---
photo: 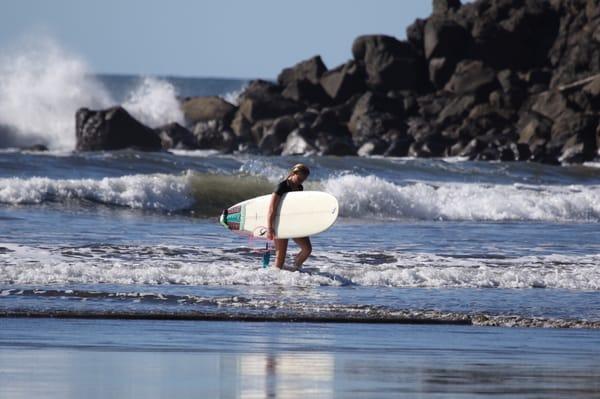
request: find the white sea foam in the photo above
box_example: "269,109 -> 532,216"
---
122,76 -> 184,128
324,174 -> 600,222
0,171 -> 599,222
1,243 -> 598,290
0,37 -> 113,149
0,173 -> 192,211
0,37 -> 184,149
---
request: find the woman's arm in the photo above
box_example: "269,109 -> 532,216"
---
267,193 -> 280,240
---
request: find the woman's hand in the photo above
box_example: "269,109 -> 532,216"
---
267,227 -> 275,240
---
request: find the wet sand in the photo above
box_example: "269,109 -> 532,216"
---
1,318 -> 599,398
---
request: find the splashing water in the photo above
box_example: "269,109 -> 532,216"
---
0,37 -> 185,149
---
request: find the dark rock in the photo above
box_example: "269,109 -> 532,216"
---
230,110 -> 252,140
409,136 -> 448,157
549,2 -> 600,87
239,94 -> 302,125
258,132 -> 284,155
424,17 -> 471,60
316,134 -> 357,156
583,75 -> 600,107
429,57 -> 456,88
472,1 -> 559,70
457,138 -> 487,159
407,117 -> 436,142
76,106 -> 162,151
294,109 -> 320,129
384,133 -> 414,157
156,122 -> 197,150
437,95 -> 476,126
357,140 -> 389,156
320,61 -> 366,103
348,92 -> 403,146
180,96 -> 236,126
267,115 -> 298,141
250,119 -> 275,144
352,35 -> 426,91
278,55 -> 327,87
517,112 -> 553,154
281,128 -> 317,155
23,144 -> 48,152
444,60 -> 499,99
193,121 -> 236,152
406,18 -> 426,56
549,111 -> 598,162
530,90 -> 569,120
433,0 -> 462,14
497,69 -> 523,93
521,69 -> 552,87
281,80 -> 330,105
278,56 -> 330,105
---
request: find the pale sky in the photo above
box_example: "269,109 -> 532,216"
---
1,1 -> 433,79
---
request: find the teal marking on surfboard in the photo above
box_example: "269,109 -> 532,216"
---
226,213 -> 241,223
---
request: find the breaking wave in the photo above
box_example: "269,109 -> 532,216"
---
324,174 -> 600,222
1,171 -> 599,222
0,37 -> 184,149
1,243 -> 599,290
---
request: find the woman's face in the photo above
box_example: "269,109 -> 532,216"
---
290,172 -> 308,185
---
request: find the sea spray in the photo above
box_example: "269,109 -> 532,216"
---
122,76 -> 184,127
0,37 -> 185,149
0,37 -> 113,149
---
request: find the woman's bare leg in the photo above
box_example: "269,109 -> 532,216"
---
292,237 -> 312,270
274,238 -> 288,269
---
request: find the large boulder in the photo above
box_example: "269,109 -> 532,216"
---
320,61 -> 366,103
406,18 -> 426,57
193,121 -> 236,153
156,122 -> 197,150
548,0 -> 600,87
75,106 -> 162,151
352,35 -> 426,91
281,128 -> 317,156
238,80 -> 303,124
549,111 -> 598,162
278,56 -> 330,105
530,90 -> 569,120
433,0 -> 462,14
348,92 -> 403,147
278,56 -> 327,87
444,60 -> 498,100
471,2 -> 559,70
424,17 -> 471,60
180,96 -> 236,126
436,95 -> 476,126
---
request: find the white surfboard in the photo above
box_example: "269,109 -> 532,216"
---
219,191 -> 339,239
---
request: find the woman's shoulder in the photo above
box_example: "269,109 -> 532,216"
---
274,179 -> 289,195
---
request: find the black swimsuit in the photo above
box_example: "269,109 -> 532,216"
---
274,179 -> 303,196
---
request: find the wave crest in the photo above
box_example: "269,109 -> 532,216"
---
324,174 -> 600,222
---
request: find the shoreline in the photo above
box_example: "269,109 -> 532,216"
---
2,311 -> 599,330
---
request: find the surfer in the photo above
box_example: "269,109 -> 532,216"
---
267,163 -> 312,270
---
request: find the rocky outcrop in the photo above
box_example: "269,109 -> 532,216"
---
74,0 -> 600,164
76,106 -> 162,151
180,96 -> 236,126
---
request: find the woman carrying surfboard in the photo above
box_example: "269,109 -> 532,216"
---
267,163 -> 312,270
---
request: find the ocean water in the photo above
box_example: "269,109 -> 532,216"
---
0,49 -> 599,328
1,42 -> 600,397
0,146 -> 599,327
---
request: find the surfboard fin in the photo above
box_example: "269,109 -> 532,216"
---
262,242 -> 270,268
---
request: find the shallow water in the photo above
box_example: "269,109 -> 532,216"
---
1,318 -> 599,399
0,150 -> 599,328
